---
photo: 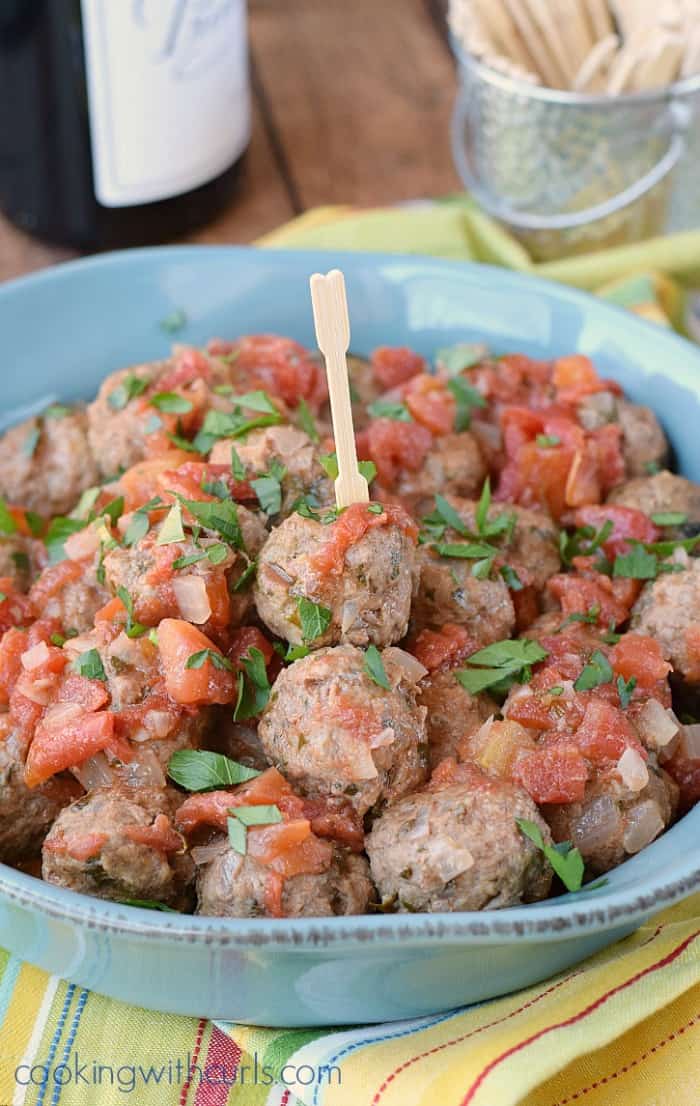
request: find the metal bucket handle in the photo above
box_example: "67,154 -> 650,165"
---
451,93 -> 692,232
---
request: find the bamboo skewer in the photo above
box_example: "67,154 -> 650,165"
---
309,270 -> 369,510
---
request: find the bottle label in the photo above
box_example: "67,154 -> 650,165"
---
80,0 -> 250,207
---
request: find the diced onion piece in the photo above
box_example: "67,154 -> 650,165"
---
191,839 -> 232,867
369,726 -> 396,750
623,800 -> 665,854
173,575 -> 212,625
71,752 -> 115,791
572,796 -> 621,855
118,748 -> 166,789
617,747 -> 649,792
143,710 -> 175,738
349,742 -> 379,780
64,525 -> 100,561
21,641 -> 51,671
62,634 -> 96,658
340,600 -> 359,635
670,546 -> 689,568
635,699 -> 679,748
681,723 -> 700,760
382,647 -> 428,685
430,840 -> 474,883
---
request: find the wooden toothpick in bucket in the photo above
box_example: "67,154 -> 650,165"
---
309,269 -> 369,509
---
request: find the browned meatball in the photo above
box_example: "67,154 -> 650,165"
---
392,433 -> 487,516
631,557 -> 700,684
0,408 -> 98,517
543,763 -> 678,875
413,546 -> 515,643
43,786 -> 194,907
578,392 -> 668,479
418,668 -> 496,770
608,470 -> 700,544
210,425 -> 333,519
366,763 -> 552,912
103,508 -> 266,639
0,735 -> 81,863
29,527 -> 110,634
195,838 -> 372,918
254,508 -> 417,649
258,645 -> 429,816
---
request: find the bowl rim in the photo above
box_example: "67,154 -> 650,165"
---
2,243 -> 699,949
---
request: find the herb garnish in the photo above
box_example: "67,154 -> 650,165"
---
651,512 -> 687,527
536,434 -> 561,448
297,398 -> 320,443
149,392 -> 193,414
617,675 -> 637,710
573,649 -> 613,692
119,899 -> 178,913
43,404 -> 71,419
159,308 -> 187,334
72,648 -> 106,682
107,372 -> 149,410
367,399 -> 412,422
558,604 -> 600,632
44,517 -> 88,563
251,459 -> 287,516
116,586 -> 148,639
167,749 -> 260,791
363,644 -> 391,690
560,520 -> 613,566
456,639 -> 547,695
516,819 -> 585,893
227,803 -> 283,855
185,649 -> 234,672
297,596 -> 332,644
435,343 -> 486,375
0,498 -> 16,536
319,452 -> 377,485
177,496 -> 244,549
447,377 -> 487,431
172,543 -> 228,570
233,647 -> 271,721
156,503 -> 186,546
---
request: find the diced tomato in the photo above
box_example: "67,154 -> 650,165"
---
498,439 -> 575,520
44,832 -> 108,862
56,674 -> 110,712
124,814 -> 183,854
547,571 -> 631,627
228,626 -> 274,669
506,690 -> 560,731
366,417 -> 433,488
29,560 -> 83,610
409,624 -> 476,672
309,501 -> 417,577
591,425 -> 626,492
610,633 -> 671,689
14,641 -> 68,706
176,789 -> 236,833
0,628 -> 29,705
157,619 -> 236,706
177,768 -> 301,833
95,596 -> 127,625
404,375 -> 455,435
574,505 -> 659,557
158,462 -> 254,505
0,582 -> 34,634
231,335 -> 328,411
157,347 -> 213,390
552,355 -> 607,403
371,346 -> 427,390
573,699 -> 643,764
119,451 -> 193,512
513,743 -> 589,803
25,710 -> 116,787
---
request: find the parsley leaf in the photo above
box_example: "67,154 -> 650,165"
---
456,639 -> 548,695
319,452 -> 377,485
500,564 -> 523,590
363,645 -> 391,690
149,392 -> 193,414
274,641 -> 310,663
43,403 -> 71,419
185,648 -> 234,672
433,494 -> 469,537
119,899 -> 178,913
251,459 -> 287,517
45,517 -> 87,563
573,649 -> 613,692
536,434 -> 560,448
297,596 -> 332,643
123,501 -> 160,546
233,804 -> 282,827
107,372 -> 149,410
435,343 -> 486,375
168,749 -> 260,791
367,399 -> 412,422
232,557 -> 257,591
0,498 -> 17,536
617,674 -> 637,710
651,511 -> 688,527
115,586 -> 147,639
177,496 -> 244,549
159,308 -> 187,333
560,520 -> 613,566
613,546 -> 658,580
516,818 -> 585,892
297,398 -> 320,443
230,447 -> 246,481
156,503 -> 185,545
558,604 -> 600,631
227,816 -> 247,854
72,648 -> 106,682
447,377 -> 486,431
233,646 -> 271,721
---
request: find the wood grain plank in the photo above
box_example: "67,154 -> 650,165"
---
249,0 -> 460,209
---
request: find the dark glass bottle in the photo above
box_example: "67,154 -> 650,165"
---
0,0 -> 250,249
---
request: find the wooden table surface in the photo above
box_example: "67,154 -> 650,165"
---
0,0 -> 458,284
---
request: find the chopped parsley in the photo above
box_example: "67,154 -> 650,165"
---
516,818 -> 585,893
651,511 -> 687,527
43,403 -> 71,419
456,639 -> 548,695
192,395 -> 282,452
232,557 -> 257,591
536,434 -> 561,448
159,308 -> 187,334
227,816 -> 247,854
319,452 -> 377,485
24,511 -> 44,537
72,648 -> 106,682
230,447 -> 246,481
573,649 -> 613,692
115,586 -> 147,639
643,460 -> 661,475
149,392 -> 193,414
363,644 -> 391,691
167,749 -> 260,791
233,647 -> 271,721
367,399 -> 412,422
172,542 -> 228,570
185,648 -> 234,672
177,496 -> 244,549
107,372 -> 149,410
123,500 -> 162,546
447,377 -> 486,431
251,459 -> 287,517
274,641 -> 310,663
617,674 -> 637,710
613,545 -> 659,580
0,498 -> 17,536
500,564 -> 523,591
119,899 -> 178,913
435,343 -> 486,375
560,520 -> 613,566
296,398 -> 320,443
156,503 -> 186,546
558,604 -> 600,631
234,804 -> 283,827
44,516 -> 88,563
297,596 -> 332,643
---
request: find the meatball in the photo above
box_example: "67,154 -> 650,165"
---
195,838 -> 372,918
103,509 -> 266,640
608,471 -> 700,543
43,786 -> 194,908
366,762 -> 552,912
0,735 -> 81,863
543,763 -> 678,875
0,408 -> 98,517
392,432 -> 487,516
418,668 -> 496,770
210,425 -> 333,519
254,506 -> 417,649
0,535 -> 41,592
29,544 -> 110,636
578,392 -> 668,478
413,546 -> 514,643
258,645 -> 429,816
631,558 -> 700,683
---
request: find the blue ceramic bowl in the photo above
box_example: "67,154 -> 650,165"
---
0,246 -> 699,1027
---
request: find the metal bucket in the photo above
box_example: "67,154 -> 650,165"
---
451,43 -> 700,261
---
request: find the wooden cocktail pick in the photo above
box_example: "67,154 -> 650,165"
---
309,269 -> 369,509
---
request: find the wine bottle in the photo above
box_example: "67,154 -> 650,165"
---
0,0 -> 251,249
